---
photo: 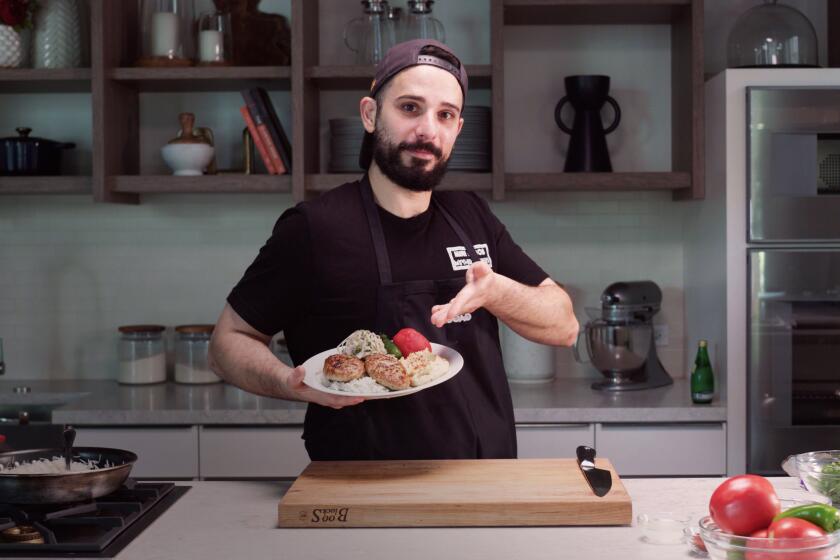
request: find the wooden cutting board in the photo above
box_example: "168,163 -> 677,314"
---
277,458 -> 632,527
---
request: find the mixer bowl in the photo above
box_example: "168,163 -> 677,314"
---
585,321 -> 652,380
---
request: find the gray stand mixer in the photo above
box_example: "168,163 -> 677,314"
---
574,280 -> 674,391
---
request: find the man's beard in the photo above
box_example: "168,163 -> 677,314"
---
371,123 -> 450,192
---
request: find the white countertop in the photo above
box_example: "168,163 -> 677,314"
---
0,378 -> 725,425
24,475 -> 793,560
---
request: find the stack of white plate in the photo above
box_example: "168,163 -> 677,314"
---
450,106 -> 491,172
329,106 -> 492,173
329,118 -> 365,173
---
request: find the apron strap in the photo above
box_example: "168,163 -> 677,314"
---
359,175 -> 483,285
359,175 -> 394,285
432,197 -> 482,263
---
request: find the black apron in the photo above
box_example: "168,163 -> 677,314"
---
302,176 -> 517,461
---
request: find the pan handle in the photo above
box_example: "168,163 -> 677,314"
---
63,425 -> 75,471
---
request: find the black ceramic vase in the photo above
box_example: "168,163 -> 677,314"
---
555,75 -> 621,172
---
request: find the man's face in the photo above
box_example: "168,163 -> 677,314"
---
370,65 -> 464,192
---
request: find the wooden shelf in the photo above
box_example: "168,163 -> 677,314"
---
76,0 -> 702,202
306,65 -> 493,90
111,174 -> 292,194
503,0 -> 691,25
306,172 -> 493,192
506,172 -> 691,191
0,176 -> 92,194
0,68 -> 91,93
110,66 -> 291,92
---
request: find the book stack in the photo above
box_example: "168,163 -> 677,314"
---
239,87 -> 292,174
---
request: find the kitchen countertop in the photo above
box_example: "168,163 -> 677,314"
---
19,474 -> 788,560
0,377 -> 725,425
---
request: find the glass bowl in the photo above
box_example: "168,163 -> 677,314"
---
637,512 -> 691,545
698,516 -> 840,560
789,451 -> 840,506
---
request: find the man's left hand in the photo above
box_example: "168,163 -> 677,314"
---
431,261 -> 496,328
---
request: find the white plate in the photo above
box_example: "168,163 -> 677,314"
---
301,343 -> 464,400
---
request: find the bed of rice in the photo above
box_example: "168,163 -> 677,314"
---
0,457 -> 106,474
323,375 -> 390,394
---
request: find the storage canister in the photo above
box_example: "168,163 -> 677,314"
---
174,324 -> 221,384
118,325 -> 167,384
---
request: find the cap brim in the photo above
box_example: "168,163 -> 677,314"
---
359,131 -> 374,170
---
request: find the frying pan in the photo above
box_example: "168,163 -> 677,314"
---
0,447 -> 137,504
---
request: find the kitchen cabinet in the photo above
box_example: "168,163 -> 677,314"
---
198,426 -> 309,479
1,0 -> 703,201
515,423 -> 594,458
74,426 -> 199,478
594,422 -> 726,476
72,422 -> 726,478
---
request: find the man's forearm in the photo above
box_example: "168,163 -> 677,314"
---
486,276 -> 579,347
208,331 -> 296,400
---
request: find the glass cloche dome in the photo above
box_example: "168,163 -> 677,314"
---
727,0 -> 819,68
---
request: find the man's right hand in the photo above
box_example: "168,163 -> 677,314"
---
284,366 -> 365,409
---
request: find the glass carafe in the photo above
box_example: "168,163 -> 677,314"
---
405,0 -> 445,43
343,0 -> 396,65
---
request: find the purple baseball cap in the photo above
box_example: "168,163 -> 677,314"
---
359,39 -> 468,170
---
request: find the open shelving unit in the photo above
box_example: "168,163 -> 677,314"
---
0,0 -> 703,202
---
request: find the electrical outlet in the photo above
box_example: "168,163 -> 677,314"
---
653,324 -> 669,347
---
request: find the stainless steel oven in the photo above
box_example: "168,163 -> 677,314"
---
748,87 -> 840,243
748,249 -> 840,474
747,86 -> 840,474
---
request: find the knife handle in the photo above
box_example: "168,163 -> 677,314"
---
576,445 -> 596,464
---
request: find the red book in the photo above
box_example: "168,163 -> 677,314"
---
241,89 -> 287,174
240,105 -> 278,175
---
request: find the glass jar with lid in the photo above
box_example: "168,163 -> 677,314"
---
118,325 -> 167,385
174,324 -> 222,384
137,0 -> 195,67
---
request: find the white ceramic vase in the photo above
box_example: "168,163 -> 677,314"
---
500,323 -> 556,383
0,25 -> 24,68
33,0 -> 83,69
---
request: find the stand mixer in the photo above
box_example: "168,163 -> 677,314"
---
574,280 -> 674,391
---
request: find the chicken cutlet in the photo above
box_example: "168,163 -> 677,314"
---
323,354 -> 365,382
364,353 -> 410,390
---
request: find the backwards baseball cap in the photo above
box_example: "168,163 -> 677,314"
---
359,39 -> 468,170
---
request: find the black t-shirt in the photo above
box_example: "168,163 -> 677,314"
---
228,186 -> 549,339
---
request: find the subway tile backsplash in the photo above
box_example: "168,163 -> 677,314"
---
0,190 -> 685,382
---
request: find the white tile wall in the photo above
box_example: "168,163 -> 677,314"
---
0,190 -> 685,382
0,0 -> 714,381
489,191 -> 686,382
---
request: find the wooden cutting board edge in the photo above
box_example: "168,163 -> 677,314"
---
277,458 -> 633,528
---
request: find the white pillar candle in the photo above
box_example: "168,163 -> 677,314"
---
199,30 -> 224,62
151,11 -> 180,58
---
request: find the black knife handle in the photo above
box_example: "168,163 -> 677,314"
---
576,445 -> 596,464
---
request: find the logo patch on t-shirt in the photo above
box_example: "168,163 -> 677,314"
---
446,243 -> 492,271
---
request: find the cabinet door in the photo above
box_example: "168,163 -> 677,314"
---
74,427 -> 199,478
199,426 -> 309,479
516,424 -> 594,458
595,423 -> 726,476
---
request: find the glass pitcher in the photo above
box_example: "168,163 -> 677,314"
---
405,0 -> 445,43
343,0 -> 396,65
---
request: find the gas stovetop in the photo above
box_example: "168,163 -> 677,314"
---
0,481 -> 189,557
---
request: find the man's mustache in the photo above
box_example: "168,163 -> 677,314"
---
398,141 -> 442,159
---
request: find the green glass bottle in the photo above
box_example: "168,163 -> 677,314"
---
691,340 -> 714,404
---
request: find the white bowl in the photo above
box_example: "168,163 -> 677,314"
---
161,143 -> 214,176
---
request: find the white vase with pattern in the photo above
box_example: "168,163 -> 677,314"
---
33,0 -> 82,69
0,24 -> 24,68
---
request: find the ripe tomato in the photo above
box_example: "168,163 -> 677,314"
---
392,328 -> 432,357
746,519 -> 828,560
709,475 -> 781,536
768,518 -> 827,539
